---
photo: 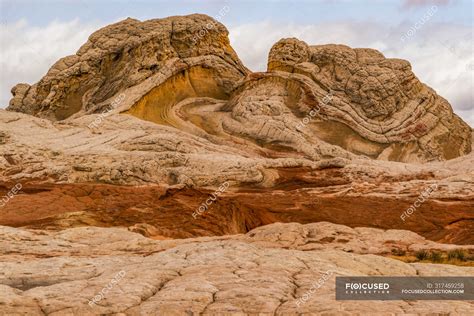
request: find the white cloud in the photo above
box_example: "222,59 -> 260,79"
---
0,19 -> 102,108
1,18 -> 472,127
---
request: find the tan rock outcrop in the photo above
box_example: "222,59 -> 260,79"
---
1,15 -> 473,315
6,17 -> 471,163
8,15 -> 248,120
267,38 -> 471,162
1,15 -> 473,248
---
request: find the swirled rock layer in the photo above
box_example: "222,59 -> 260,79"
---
7,18 -> 471,164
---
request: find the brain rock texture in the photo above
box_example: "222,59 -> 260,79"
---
7,15 -> 472,163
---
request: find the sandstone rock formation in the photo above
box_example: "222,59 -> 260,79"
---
1,108 -> 473,244
267,38 -> 472,161
1,222 -> 473,315
1,158 -> 474,244
1,14 -> 473,315
1,14 -> 473,240
6,17 -> 471,164
8,15 -> 248,120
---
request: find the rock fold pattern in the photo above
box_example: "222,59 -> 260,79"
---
7,16 -> 471,163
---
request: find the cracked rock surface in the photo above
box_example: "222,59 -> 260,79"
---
1,222 -> 473,315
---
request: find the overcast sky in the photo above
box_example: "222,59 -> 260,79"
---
0,0 -> 472,126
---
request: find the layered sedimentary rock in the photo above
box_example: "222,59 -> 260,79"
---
1,222 -> 473,315
1,175 -> 473,245
1,14 -> 474,314
7,18 -> 471,163
267,38 -> 471,161
1,14 -> 473,245
1,109 -> 473,244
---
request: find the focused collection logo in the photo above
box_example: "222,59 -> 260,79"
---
344,282 -> 390,294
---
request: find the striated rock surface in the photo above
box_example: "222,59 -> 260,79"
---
1,222 -> 473,315
1,107 -> 473,244
266,38 -> 471,162
6,18 -> 471,164
8,15 -> 248,120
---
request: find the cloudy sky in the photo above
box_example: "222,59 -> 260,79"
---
1,0 -> 472,125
